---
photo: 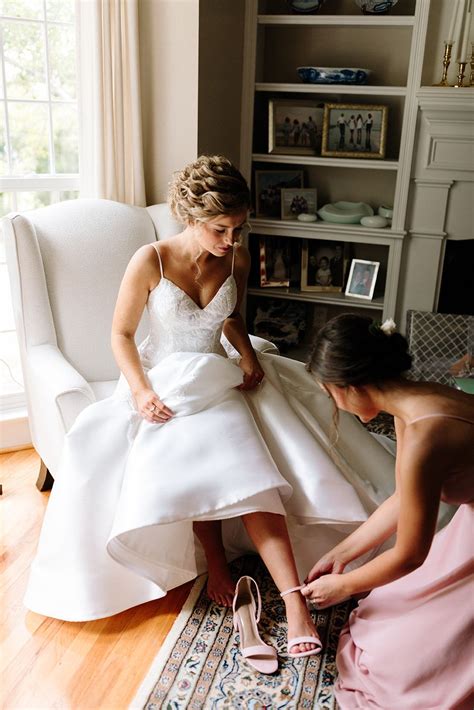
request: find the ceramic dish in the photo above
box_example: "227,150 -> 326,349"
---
297,66 -> 372,85
318,201 -> 373,224
353,0 -> 398,14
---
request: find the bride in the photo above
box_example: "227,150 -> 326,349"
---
25,155 -> 395,656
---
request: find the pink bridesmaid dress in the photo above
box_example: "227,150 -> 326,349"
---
335,414 -> 474,710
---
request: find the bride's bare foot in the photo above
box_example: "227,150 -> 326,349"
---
284,592 -> 320,655
207,560 -> 235,607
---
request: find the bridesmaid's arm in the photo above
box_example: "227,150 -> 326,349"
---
222,247 -> 264,390
302,431 -> 445,607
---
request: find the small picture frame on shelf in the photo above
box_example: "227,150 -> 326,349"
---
345,258 -> 379,300
259,236 -> 291,287
255,169 -> 304,219
281,188 -> 317,220
321,103 -> 388,159
301,240 -> 347,292
268,99 -> 324,155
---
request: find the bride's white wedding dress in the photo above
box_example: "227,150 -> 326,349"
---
25,248 -> 395,621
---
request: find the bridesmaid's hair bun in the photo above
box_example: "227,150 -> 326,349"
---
307,314 -> 412,386
168,155 -> 250,224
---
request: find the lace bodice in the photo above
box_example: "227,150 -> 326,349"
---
138,250 -> 238,370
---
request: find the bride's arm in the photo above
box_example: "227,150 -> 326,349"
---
222,247 -> 264,390
111,246 -> 173,422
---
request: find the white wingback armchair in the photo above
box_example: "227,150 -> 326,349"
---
3,198 -> 277,490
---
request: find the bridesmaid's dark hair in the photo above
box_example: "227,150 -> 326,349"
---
307,314 -> 412,386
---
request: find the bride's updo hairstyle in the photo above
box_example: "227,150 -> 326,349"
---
308,314 -> 412,387
168,155 -> 250,224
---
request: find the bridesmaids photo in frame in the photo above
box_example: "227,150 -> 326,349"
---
322,103 -> 388,159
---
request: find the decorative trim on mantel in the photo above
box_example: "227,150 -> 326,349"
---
417,87 -> 474,112
408,229 -> 447,240
414,179 -> 454,188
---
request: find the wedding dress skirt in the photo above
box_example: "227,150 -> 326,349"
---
24,350 -> 395,621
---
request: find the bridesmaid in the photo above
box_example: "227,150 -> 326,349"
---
302,314 -> 474,710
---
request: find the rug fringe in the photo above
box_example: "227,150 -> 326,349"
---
129,574 -> 208,710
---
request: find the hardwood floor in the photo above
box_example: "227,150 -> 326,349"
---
1,448 -> 192,710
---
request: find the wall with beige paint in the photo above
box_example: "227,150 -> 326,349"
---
138,0 -> 199,205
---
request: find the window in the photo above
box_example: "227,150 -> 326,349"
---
0,0 -> 79,408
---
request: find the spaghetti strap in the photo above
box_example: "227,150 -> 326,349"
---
231,245 -> 236,276
154,243 -> 164,278
408,413 -> 474,426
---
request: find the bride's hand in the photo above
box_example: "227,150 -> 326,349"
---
304,550 -> 347,583
238,355 -> 265,391
133,388 -> 174,423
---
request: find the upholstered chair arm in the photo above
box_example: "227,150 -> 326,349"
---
27,344 -> 96,433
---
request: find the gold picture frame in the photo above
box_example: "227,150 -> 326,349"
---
301,240 -> 347,292
321,103 -> 388,159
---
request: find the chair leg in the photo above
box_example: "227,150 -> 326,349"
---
36,459 -> 54,491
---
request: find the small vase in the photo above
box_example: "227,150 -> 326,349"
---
287,0 -> 326,14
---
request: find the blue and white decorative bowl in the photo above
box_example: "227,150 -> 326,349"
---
353,0 -> 398,14
297,66 -> 372,85
287,0 -> 326,13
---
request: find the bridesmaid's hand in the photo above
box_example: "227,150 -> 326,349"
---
238,355 -> 265,391
133,388 -> 174,423
301,574 -> 350,609
305,551 -> 347,583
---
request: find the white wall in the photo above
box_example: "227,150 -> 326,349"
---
138,0 -> 199,205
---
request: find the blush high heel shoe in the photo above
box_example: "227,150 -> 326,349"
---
280,584 -> 322,658
232,576 -> 278,674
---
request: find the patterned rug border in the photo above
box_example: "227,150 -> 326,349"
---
129,575 -> 207,710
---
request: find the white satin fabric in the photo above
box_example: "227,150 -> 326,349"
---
25,273 -> 395,621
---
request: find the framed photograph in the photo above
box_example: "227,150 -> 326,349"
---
255,169 -> 304,219
321,103 -> 388,159
281,188 -> 317,220
301,240 -> 347,292
259,236 -> 291,287
345,259 -> 380,300
269,99 -> 324,155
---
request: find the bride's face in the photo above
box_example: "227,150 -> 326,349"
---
194,209 -> 249,257
322,383 -> 378,423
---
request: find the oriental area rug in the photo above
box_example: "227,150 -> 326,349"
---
130,556 -> 351,710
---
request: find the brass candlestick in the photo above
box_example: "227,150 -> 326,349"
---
433,42 -> 454,86
454,61 -> 468,87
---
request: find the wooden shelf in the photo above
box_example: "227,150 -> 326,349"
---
257,15 -> 415,27
250,218 -> 406,241
253,153 -> 400,170
255,82 -> 407,96
247,286 -> 385,310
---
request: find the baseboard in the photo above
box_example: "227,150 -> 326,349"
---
0,409 -> 32,451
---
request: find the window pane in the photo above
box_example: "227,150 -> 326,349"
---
0,0 -> 42,20
0,330 -> 24,396
2,20 -> 48,100
8,101 -> 50,174
52,103 -> 78,173
0,263 -> 15,328
0,104 -> 9,173
16,190 -> 52,211
48,24 -> 76,100
46,0 -> 74,24
59,190 -> 79,201
0,192 -> 13,230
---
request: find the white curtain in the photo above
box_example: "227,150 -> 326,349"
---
76,0 -> 146,206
